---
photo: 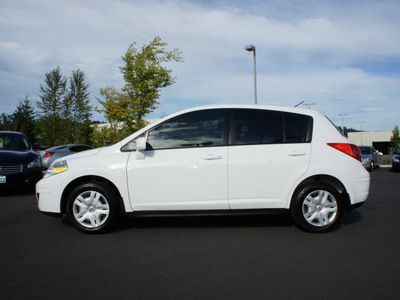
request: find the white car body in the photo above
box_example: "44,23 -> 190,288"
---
36,105 -> 370,233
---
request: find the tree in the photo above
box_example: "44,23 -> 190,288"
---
64,70 -> 92,144
93,87 -> 128,145
0,113 -> 13,131
12,97 -> 36,142
119,36 -> 183,130
36,66 -> 67,145
391,125 -> 400,150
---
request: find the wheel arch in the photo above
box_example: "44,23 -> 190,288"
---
61,175 -> 125,215
290,175 -> 351,210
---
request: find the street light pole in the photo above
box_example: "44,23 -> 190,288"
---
245,45 -> 257,104
338,114 -> 348,134
358,121 -> 365,145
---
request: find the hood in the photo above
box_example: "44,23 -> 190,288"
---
0,149 -> 40,165
53,147 -> 104,164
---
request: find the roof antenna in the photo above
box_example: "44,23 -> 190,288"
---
294,101 -> 304,107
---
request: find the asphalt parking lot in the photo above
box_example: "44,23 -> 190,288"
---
1,167 -> 399,300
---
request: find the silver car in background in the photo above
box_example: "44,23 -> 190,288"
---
359,145 -> 381,171
39,144 -> 93,169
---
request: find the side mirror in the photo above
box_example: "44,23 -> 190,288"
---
136,137 -> 147,151
135,137 -> 147,159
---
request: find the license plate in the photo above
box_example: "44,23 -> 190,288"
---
0,175 -> 6,184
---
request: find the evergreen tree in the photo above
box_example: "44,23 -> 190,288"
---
0,113 -> 13,131
36,66 -> 67,145
12,97 -> 36,142
64,70 -> 92,143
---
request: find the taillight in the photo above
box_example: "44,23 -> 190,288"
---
327,143 -> 361,161
43,152 -> 55,158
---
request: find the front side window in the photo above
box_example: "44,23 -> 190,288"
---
147,109 -> 227,150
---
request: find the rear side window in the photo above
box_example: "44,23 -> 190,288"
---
285,113 -> 312,143
233,109 -> 312,145
235,110 -> 283,144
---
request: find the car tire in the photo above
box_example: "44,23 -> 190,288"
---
67,182 -> 120,233
291,183 -> 343,233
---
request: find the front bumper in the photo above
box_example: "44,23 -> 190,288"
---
36,174 -> 65,214
0,168 -> 42,188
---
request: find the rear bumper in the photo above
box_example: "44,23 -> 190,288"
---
350,174 -> 370,205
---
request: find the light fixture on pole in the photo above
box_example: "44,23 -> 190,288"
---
302,102 -> 316,109
245,45 -> 257,105
338,114 -> 348,134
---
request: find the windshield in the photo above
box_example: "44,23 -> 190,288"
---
0,133 -> 31,151
359,146 -> 372,155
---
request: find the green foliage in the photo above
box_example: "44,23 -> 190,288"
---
93,37 -> 183,145
391,125 -> 400,149
11,97 -> 36,142
36,67 -> 68,145
119,36 -> 183,130
90,124 -> 131,148
64,70 -> 93,144
337,126 -> 360,138
0,113 -> 13,131
36,67 -> 92,145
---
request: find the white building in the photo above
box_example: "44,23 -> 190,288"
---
348,131 -> 393,154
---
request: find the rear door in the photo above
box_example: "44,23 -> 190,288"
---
228,109 -> 312,209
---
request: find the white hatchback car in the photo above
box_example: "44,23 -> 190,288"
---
36,105 -> 370,233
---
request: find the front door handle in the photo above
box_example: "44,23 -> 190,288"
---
204,154 -> 223,160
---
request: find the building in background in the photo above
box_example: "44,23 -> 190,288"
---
348,131 -> 392,154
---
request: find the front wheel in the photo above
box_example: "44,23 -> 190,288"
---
291,183 -> 343,233
67,183 -> 120,233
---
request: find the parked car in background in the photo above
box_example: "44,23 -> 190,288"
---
359,146 -> 381,171
36,105 -> 370,234
0,131 -> 42,188
39,144 -> 93,169
392,153 -> 400,172
34,145 -> 53,152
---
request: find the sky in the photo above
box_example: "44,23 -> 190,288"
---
1,0 -> 400,131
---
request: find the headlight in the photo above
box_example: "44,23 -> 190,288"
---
44,160 -> 68,177
393,158 -> 400,163
27,157 -> 42,168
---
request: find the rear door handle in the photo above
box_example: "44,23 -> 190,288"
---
288,151 -> 306,156
204,154 -> 223,160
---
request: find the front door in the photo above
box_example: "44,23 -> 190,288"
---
126,109 -> 230,211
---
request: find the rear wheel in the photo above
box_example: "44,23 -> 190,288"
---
67,183 -> 119,233
291,183 -> 343,233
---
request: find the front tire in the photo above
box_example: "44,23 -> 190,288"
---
291,183 -> 343,233
67,183 -> 120,233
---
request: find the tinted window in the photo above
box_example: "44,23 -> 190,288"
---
147,109 -> 227,150
0,133 -> 30,151
359,146 -> 372,155
234,110 -> 284,145
233,109 -> 312,145
285,113 -> 312,143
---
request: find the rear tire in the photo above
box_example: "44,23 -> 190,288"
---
67,182 -> 120,233
291,183 -> 343,233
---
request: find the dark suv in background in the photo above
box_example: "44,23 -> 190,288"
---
0,131 -> 42,188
